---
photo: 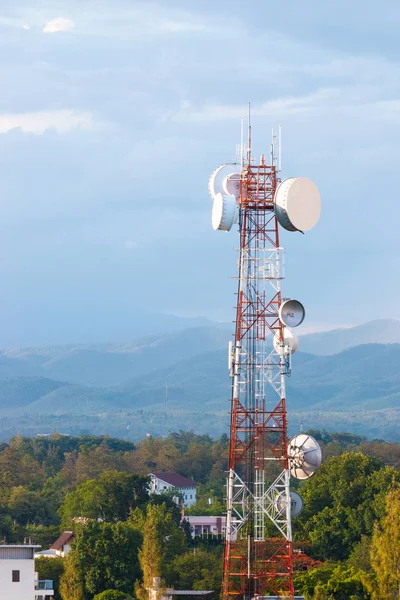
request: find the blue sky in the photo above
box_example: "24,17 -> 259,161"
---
1,0 -> 400,345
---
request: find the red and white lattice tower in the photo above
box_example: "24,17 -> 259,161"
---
209,119 -> 322,600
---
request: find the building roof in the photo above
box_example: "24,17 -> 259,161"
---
150,472 -> 198,488
51,531 -> 74,550
0,545 -> 40,549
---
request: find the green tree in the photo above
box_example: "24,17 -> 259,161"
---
7,486 -> 57,526
132,502 -> 187,598
35,556 -> 64,600
59,471 -> 149,528
295,564 -> 369,600
59,550 -> 85,600
367,486 -> 400,599
93,592 -> 134,600
169,547 -> 223,594
60,521 -> 141,600
295,453 -> 399,560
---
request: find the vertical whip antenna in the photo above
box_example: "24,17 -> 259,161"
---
278,125 -> 282,173
240,118 -> 244,169
247,102 -> 251,166
271,128 -> 275,166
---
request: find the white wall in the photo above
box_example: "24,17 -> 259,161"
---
0,558 -> 35,600
150,476 -> 197,507
181,486 -> 196,507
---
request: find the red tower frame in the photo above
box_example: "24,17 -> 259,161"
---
222,155 -> 294,599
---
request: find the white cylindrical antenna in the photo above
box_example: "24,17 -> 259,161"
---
278,125 -> 282,172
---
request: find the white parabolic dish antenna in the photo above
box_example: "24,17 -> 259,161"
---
276,490 -> 304,517
288,434 -> 322,480
209,164 -> 241,201
212,193 -> 238,231
274,177 -> 321,232
273,327 -> 298,355
279,299 -> 305,328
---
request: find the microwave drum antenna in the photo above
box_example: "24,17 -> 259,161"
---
212,193 -> 238,232
279,299 -> 305,328
276,490 -> 304,517
209,163 -> 241,201
288,434 -> 322,479
274,327 -> 298,355
274,177 -> 321,232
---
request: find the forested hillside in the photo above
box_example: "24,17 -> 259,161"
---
0,339 -> 399,441
0,430 -> 397,599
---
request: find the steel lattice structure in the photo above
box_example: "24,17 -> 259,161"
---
223,154 -> 295,599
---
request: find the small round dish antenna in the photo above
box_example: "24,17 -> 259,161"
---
279,300 -> 305,328
223,173 -> 241,197
212,193 -> 238,231
209,164 -> 241,201
288,434 -> 322,480
276,490 -> 304,517
274,327 -> 298,355
274,177 -> 321,232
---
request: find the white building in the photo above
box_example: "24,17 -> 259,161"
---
0,544 -> 54,600
35,531 -> 74,560
149,472 -> 198,508
184,515 -> 234,539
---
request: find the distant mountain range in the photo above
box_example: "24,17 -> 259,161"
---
299,319 -> 400,355
0,319 -> 398,442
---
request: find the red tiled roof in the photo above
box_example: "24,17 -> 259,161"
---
150,472 -> 198,487
50,531 -> 74,550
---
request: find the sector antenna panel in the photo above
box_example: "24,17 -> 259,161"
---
209,163 -> 241,201
274,177 -> 321,232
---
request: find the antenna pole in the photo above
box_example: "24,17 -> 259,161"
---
240,118 -> 244,169
247,102 -> 251,166
278,125 -> 282,173
271,128 -> 275,166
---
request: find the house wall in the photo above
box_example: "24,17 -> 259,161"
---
0,558 -> 35,600
186,516 -> 235,540
180,486 -> 197,507
150,476 -> 197,508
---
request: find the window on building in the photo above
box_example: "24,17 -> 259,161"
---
12,570 -> 20,583
190,495 -> 192,499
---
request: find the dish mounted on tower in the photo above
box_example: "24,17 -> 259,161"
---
209,114 -> 322,599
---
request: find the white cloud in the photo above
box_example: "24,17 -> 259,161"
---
0,110 -> 92,135
43,17 -> 75,34
175,89 -> 338,122
156,20 -> 207,33
124,240 -> 138,249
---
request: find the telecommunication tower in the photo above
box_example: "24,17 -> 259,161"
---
209,117 -> 323,599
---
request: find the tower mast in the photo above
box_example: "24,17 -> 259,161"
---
208,120 -> 322,599
224,133 -> 293,599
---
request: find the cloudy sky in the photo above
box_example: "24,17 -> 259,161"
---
1,0 -> 400,345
